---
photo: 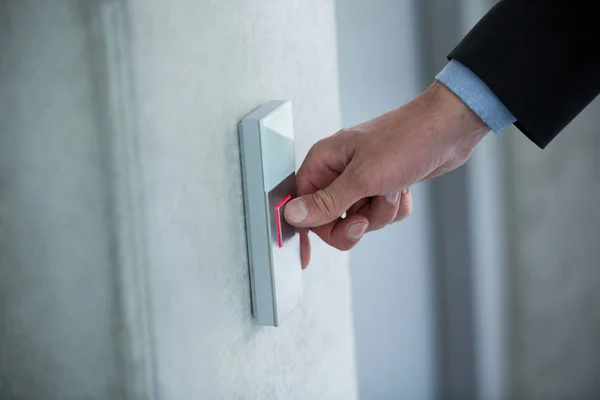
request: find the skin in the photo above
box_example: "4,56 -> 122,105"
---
283,81 -> 489,268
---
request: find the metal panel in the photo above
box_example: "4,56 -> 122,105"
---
239,101 -> 302,326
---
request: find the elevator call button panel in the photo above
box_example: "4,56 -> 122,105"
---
238,100 -> 302,327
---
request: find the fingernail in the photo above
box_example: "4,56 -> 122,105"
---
285,198 -> 308,222
402,188 -> 409,195
385,192 -> 400,204
348,223 -> 368,241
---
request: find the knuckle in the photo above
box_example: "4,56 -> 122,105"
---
305,143 -> 324,162
333,128 -> 351,138
311,138 -> 327,151
306,138 -> 331,161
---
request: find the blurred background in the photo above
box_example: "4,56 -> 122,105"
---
1,0 -> 599,399
342,1 -> 600,399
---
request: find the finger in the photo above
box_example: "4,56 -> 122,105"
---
393,189 -> 413,222
352,193 -> 400,232
311,212 -> 369,251
284,167 -> 364,228
300,229 -> 311,269
309,197 -> 368,251
347,198 -> 369,216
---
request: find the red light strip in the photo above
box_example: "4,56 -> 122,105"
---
275,194 -> 292,248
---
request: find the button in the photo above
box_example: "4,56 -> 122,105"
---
275,194 -> 292,248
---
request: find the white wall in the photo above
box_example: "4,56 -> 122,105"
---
1,0 -> 359,399
129,1 -> 358,396
336,1 -> 438,399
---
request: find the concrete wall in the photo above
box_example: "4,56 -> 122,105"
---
336,1 -> 438,399
1,0 -> 358,398
505,98 -> 600,399
0,2 -> 121,398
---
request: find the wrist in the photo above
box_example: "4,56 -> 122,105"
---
422,81 -> 489,149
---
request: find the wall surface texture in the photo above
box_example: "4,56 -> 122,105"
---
129,0 -> 358,398
505,98 -> 600,399
1,0 -> 358,399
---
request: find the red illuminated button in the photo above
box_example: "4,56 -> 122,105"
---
275,194 -> 292,248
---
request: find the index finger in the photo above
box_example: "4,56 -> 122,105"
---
310,212 -> 369,251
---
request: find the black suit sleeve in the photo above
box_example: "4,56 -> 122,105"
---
448,0 -> 600,148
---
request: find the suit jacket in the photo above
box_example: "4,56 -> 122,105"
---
449,0 -> 599,148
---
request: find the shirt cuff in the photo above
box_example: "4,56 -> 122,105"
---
435,60 -> 516,133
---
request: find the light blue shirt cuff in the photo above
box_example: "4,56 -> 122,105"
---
435,60 -> 516,133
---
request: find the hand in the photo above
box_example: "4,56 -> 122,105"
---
284,82 -> 489,268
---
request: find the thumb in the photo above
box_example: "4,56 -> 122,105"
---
284,170 -> 364,228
